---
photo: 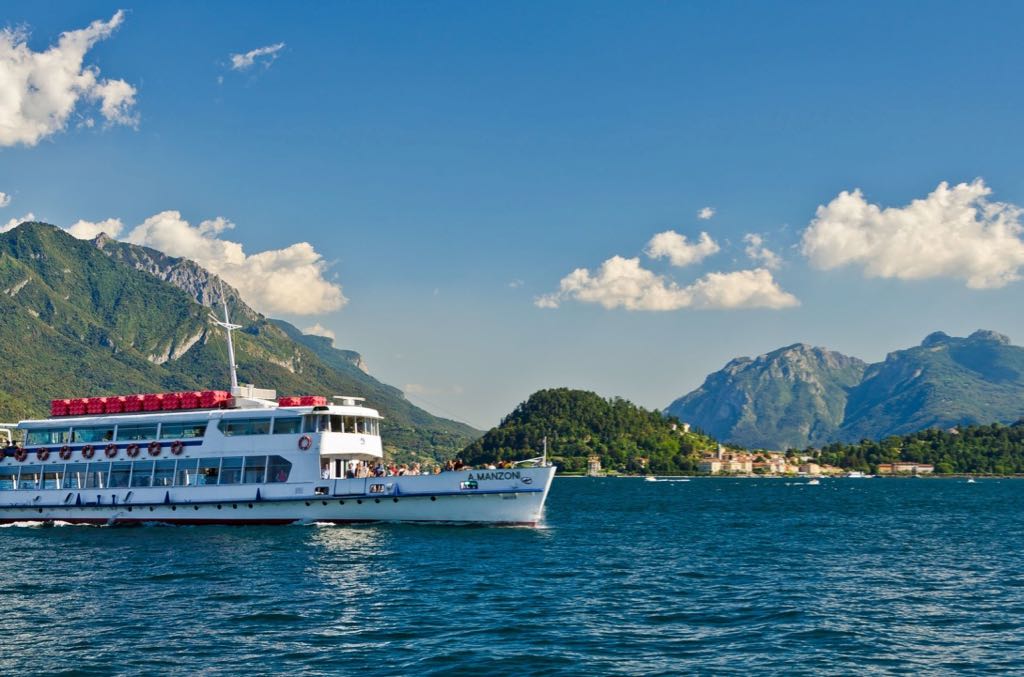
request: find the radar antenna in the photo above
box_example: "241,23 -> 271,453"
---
209,281 -> 241,393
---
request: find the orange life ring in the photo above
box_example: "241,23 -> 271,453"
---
148,441 -> 162,457
104,443 -> 118,458
170,440 -> 184,455
59,445 -> 72,460
37,448 -> 50,461
81,445 -> 95,459
126,443 -> 141,458
298,435 -> 312,451
14,448 -> 28,462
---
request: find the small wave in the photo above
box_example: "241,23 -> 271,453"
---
235,612 -> 305,623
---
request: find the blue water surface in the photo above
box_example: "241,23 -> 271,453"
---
0,477 -> 1021,675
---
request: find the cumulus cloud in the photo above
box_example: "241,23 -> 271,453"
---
0,192 -> 10,208
698,207 -> 715,220
743,233 -> 781,270
230,42 -> 285,71
0,11 -> 138,147
121,210 -> 346,316
66,217 -> 123,239
802,179 -> 1024,289
645,230 -> 720,267
0,213 -> 33,233
535,256 -> 797,311
302,323 -> 335,342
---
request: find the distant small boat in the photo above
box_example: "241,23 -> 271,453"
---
644,476 -> 658,482
845,471 -> 867,479
806,478 -> 821,485
644,476 -> 690,483
967,478 -> 976,484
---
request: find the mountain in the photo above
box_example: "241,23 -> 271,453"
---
837,330 -> 1024,441
462,388 -> 718,474
665,344 -> 867,449
666,331 -> 1024,449
0,222 -> 479,461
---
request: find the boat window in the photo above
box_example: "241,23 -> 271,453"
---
343,416 -> 356,433
72,426 -> 115,443
218,419 -> 270,436
303,415 -> 329,433
0,467 -> 17,490
243,456 -> 267,483
84,462 -> 110,489
131,461 -> 154,487
18,464 -> 41,490
161,422 -> 207,439
266,456 -> 292,483
63,463 -> 86,489
176,459 -> 199,486
219,457 -> 243,484
272,417 -> 301,435
198,458 -> 220,485
25,428 -> 70,446
109,462 -> 132,488
153,460 -> 176,487
42,467 -> 63,490
116,424 -> 159,441
355,417 -> 367,434
329,415 -> 344,433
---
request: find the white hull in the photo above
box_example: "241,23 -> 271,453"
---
0,466 -> 555,526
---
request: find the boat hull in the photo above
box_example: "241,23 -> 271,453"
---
0,466 -> 555,527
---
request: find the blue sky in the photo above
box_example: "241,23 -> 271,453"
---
2,2 -> 1024,428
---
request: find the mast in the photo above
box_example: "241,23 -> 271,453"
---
210,283 -> 241,393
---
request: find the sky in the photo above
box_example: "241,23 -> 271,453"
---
2,2 -> 1024,429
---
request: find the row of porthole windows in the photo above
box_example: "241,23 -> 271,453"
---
28,495 -> 442,514
0,455 -> 293,491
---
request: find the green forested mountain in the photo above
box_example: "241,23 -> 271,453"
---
0,222 -> 479,461
837,330 -> 1024,441
461,388 -> 718,473
666,331 -> 1024,449
665,344 -> 866,449
816,421 -> 1024,474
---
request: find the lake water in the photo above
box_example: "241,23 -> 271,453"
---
1,477 -> 1021,675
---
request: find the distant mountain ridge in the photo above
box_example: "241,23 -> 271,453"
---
666,330 -> 1024,449
666,344 -> 866,449
0,222 -> 479,461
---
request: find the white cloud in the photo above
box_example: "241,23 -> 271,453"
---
0,11 -> 138,147
122,210 -> 346,316
0,212 -> 34,233
66,217 -> 123,239
508,279 -> 524,288
801,179 -> 1024,289
645,230 -> 720,267
230,42 -> 285,71
302,323 -> 335,342
698,207 -> 715,220
743,233 -> 781,270
535,255 -> 797,311
0,192 -> 10,208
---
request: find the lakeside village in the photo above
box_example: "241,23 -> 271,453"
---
584,423 -> 934,478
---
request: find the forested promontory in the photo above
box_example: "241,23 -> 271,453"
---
461,388 -> 717,473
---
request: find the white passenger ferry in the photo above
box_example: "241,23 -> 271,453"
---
0,309 -> 554,526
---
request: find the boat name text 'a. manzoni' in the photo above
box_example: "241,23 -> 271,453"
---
467,471 -> 522,481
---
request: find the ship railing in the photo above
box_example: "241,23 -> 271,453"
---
512,456 -> 549,468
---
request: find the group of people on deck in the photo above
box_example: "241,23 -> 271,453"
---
319,456 -> 517,480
